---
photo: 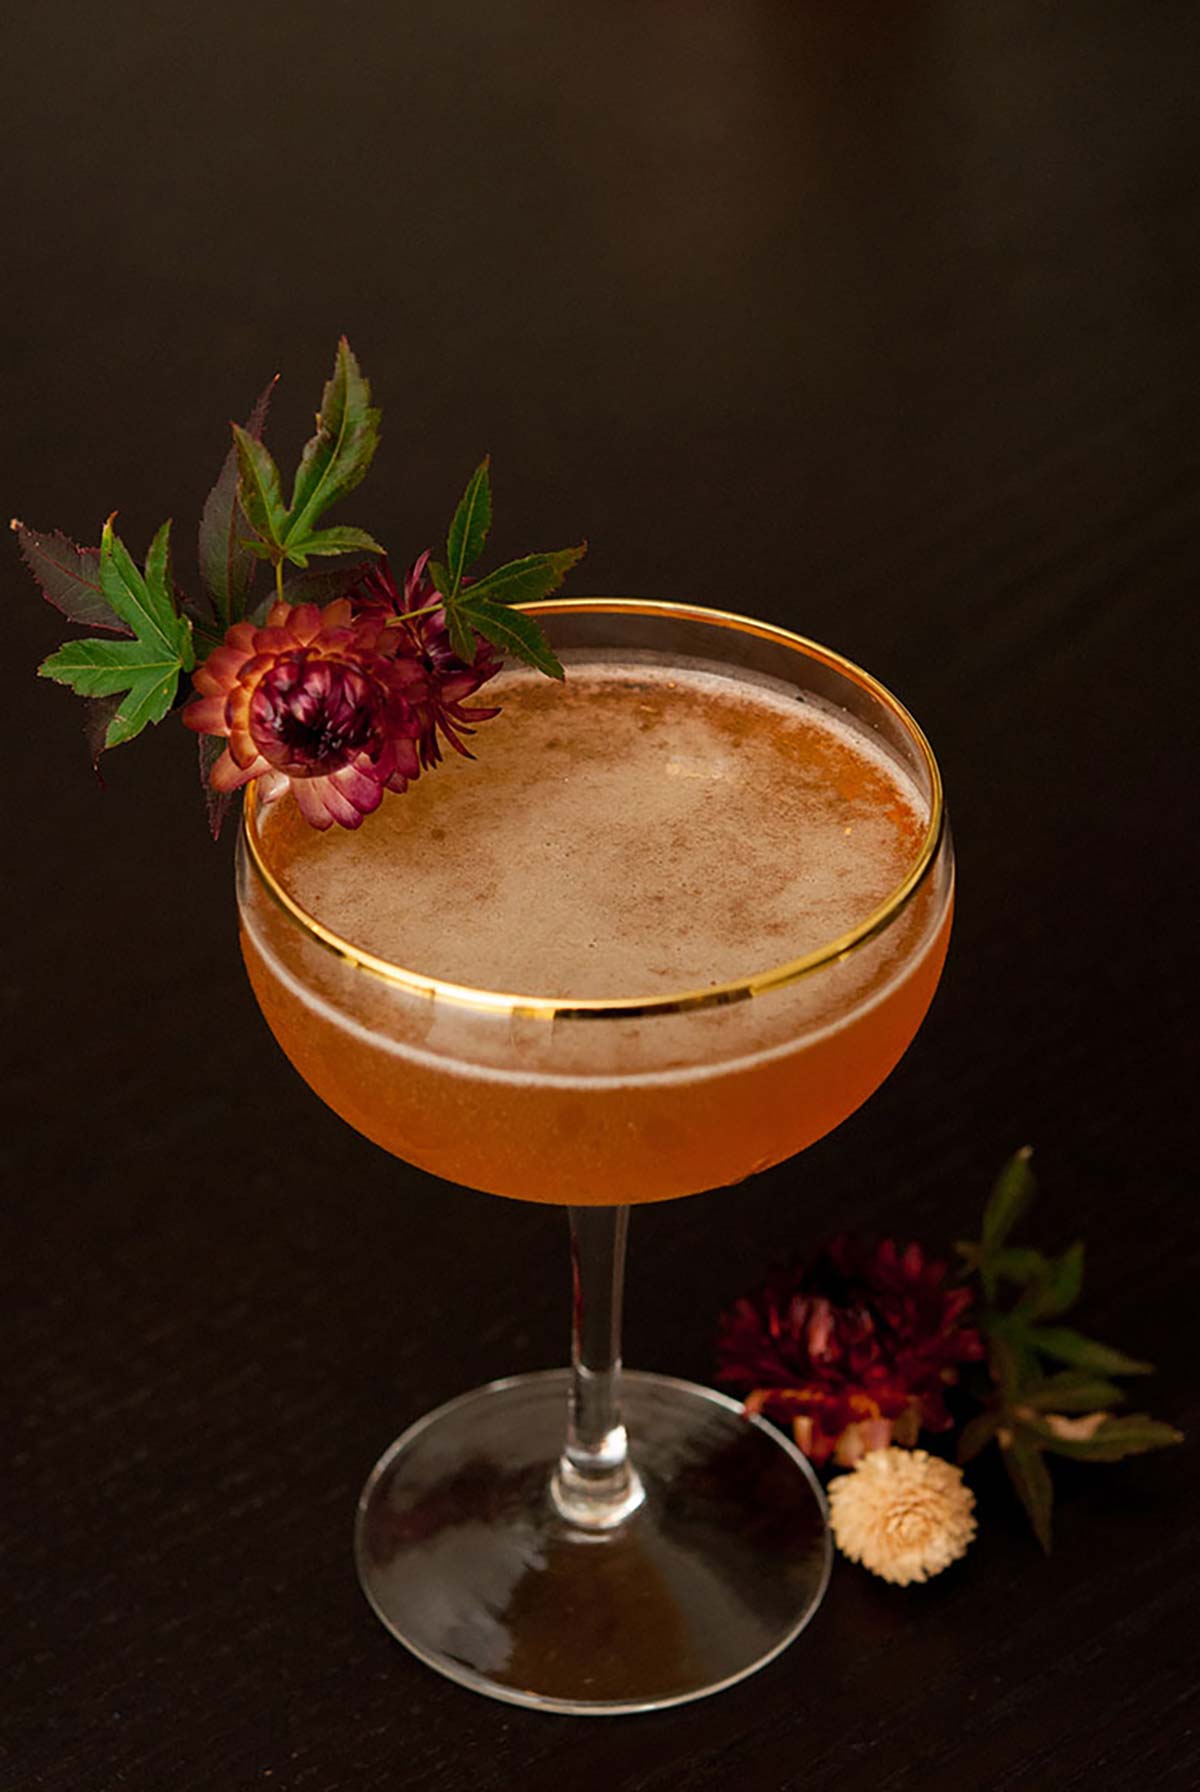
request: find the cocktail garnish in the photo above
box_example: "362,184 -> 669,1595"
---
717,1235 -> 985,1468
13,338 -> 585,832
180,597 -> 427,830
720,1151 -> 1184,1564
347,552 -> 503,769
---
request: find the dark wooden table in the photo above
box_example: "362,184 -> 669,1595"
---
4,3 -> 1197,1786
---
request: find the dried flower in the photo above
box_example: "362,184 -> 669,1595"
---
828,1447 -> 976,1585
350,552 -> 501,768
717,1236 -> 983,1466
182,598 -> 427,829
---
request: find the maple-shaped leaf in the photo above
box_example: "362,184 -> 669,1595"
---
445,457 -> 492,593
233,426 -> 290,559
198,377 -> 276,628
230,340 -> 385,586
286,336 -> 381,541
11,520 -> 130,633
428,467 -> 585,676
282,523 -> 384,567
39,518 -> 195,751
454,593 -> 566,679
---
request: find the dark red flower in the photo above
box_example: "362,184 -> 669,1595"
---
349,552 -> 501,768
182,598 -> 427,829
717,1237 -> 984,1467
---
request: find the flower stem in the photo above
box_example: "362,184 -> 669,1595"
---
274,558 -> 285,605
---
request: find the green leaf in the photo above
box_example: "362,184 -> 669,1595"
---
99,518 -> 170,650
1001,1433 -> 1054,1553
1025,1414 -> 1183,1462
1028,1242 -> 1085,1319
990,1247 -> 1052,1288
426,559 -> 474,659
11,521 -> 129,633
1028,1327 -> 1153,1376
957,1409 -> 1001,1464
198,377 -> 275,627
456,594 -> 565,679
1019,1372 -> 1127,1413
444,605 -> 476,664
38,520 -> 193,752
233,426 -> 288,554
460,543 -> 587,610
286,336 -> 381,541
445,457 -> 491,594
982,1147 -> 1035,1256
986,1328 -> 1042,1402
39,637 -> 182,746
283,524 -> 384,567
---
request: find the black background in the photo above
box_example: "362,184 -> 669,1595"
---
3,4 -> 1198,1787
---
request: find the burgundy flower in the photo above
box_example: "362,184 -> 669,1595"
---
717,1237 -> 984,1467
182,598 -> 427,829
349,552 -> 501,768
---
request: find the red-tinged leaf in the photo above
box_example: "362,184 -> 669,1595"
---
280,559 -> 373,602
11,520 -> 130,634
1001,1434 -> 1054,1553
198,733 -> 235,838
82,694 -> 124,776
198,378 -> 276,627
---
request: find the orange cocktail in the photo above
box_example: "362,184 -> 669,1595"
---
240,626 -> 950,1204
235,600 -> 954,1715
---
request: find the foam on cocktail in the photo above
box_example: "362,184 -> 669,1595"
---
268,660 -> 928,999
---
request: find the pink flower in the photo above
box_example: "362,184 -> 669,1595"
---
349,553 -> 501,768
182,599 -> 427,829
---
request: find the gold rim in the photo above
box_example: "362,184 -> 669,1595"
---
241,598 -> 946,1020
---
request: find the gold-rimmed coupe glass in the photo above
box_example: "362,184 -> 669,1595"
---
236,599 -> 954,1714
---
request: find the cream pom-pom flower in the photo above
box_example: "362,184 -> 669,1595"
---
828,1448 -> 976,1585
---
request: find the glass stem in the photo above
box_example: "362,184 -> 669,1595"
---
551,1205 -> 645,1530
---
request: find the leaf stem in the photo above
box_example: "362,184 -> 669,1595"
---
384,600 -> 443,627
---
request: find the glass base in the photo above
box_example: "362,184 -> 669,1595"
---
355,1368 -> 832,1714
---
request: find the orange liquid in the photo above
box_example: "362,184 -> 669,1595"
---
241,661 -> 951,1203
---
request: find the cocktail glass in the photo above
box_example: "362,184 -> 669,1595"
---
236,600 -> 953,1714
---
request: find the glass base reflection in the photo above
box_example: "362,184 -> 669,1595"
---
355,1368 -> 832,1714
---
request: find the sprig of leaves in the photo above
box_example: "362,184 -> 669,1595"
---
956,1150 -> 1182,1551
33,517 -> 195,753
427,458 -> 586,677
232,337 -> 383,586
18,338 -> 584,776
